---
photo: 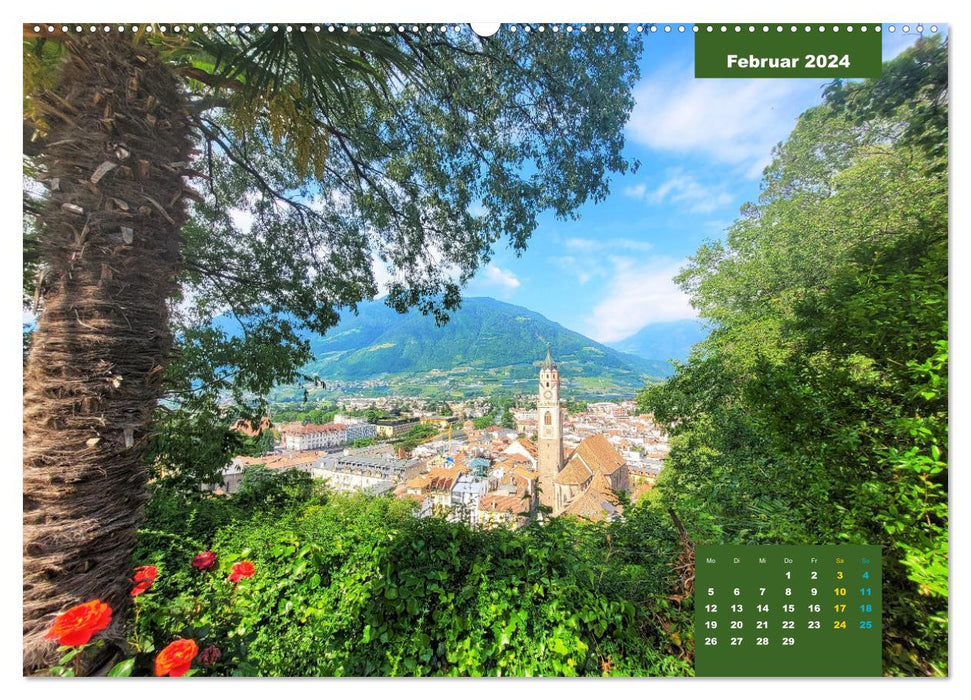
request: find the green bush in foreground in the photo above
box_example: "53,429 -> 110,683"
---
130,480 -> 693,677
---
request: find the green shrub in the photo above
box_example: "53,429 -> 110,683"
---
130,479 -> 693,677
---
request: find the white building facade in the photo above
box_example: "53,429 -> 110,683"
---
281,423 -> 348,451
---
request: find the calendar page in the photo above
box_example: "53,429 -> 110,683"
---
695,545 -> 882,676
20,8 -> 948,680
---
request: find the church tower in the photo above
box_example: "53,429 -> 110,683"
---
537,345 -> 563,510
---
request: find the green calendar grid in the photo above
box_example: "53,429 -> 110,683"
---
695,545 -> 882,676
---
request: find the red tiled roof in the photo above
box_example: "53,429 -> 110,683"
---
478,494 -> 525,514
406,474 -> 432,491
561,475 -> 620,522
421,465 -> 467,492
429,475 -> 456,491
399,493 -> 428,504
517,438 -> 538,457
554,454 -> 593,486
555,434 -> 629,520
572,434 -> 625,475
502,468 -> 536,497
511,467 -> 537,482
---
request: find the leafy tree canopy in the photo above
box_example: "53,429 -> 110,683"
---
639,37 -> 947,675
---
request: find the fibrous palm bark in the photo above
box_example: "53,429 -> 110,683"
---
23,34 -> 193,672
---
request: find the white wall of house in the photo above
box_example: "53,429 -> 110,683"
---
313,467 -> 386,492
284,427 -> 348,451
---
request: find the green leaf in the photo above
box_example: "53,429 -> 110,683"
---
58,646 -> 81,664
107,658 -> 135,677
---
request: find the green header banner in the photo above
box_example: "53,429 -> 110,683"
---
695,24 -> 883,78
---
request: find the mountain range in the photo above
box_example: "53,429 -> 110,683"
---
256,297 -> 707,401
607,318 -> 708,365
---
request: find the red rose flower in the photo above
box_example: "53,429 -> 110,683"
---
229,560 -> 255,583
134,565 -> 158,582
191,551 -> 217,571
44,600 -> 112,646
131,565 -> 158,596
155,638 -> 199,677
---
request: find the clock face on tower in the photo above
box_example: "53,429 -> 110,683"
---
543,390 -> 552,399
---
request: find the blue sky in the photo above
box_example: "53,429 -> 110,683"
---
460,26 -> 936,345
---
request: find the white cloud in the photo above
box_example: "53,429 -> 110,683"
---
552,255 -> 601,285
482,264 -> 521,290
627,168 -> 735,214
583,257 -> 697,343
611,237 -> 656,253
627,63 -> 824,178
622,183 -> 647,199
564,237 -> 599,252
554,237 -> 657,287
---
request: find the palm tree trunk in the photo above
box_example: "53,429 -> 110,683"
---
23,34 -> 192,673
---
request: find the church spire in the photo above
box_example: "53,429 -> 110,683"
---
543,344 -> 554,368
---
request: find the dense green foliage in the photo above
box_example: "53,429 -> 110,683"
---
472,415 -> 499,430
564,398 -> 590,415
638,38 -> 948,675
501,406 -> 517,431
131,478 -> 694,676
364,408 -> 391,422
397,423 -> 440,452
270,404 -> 338,425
